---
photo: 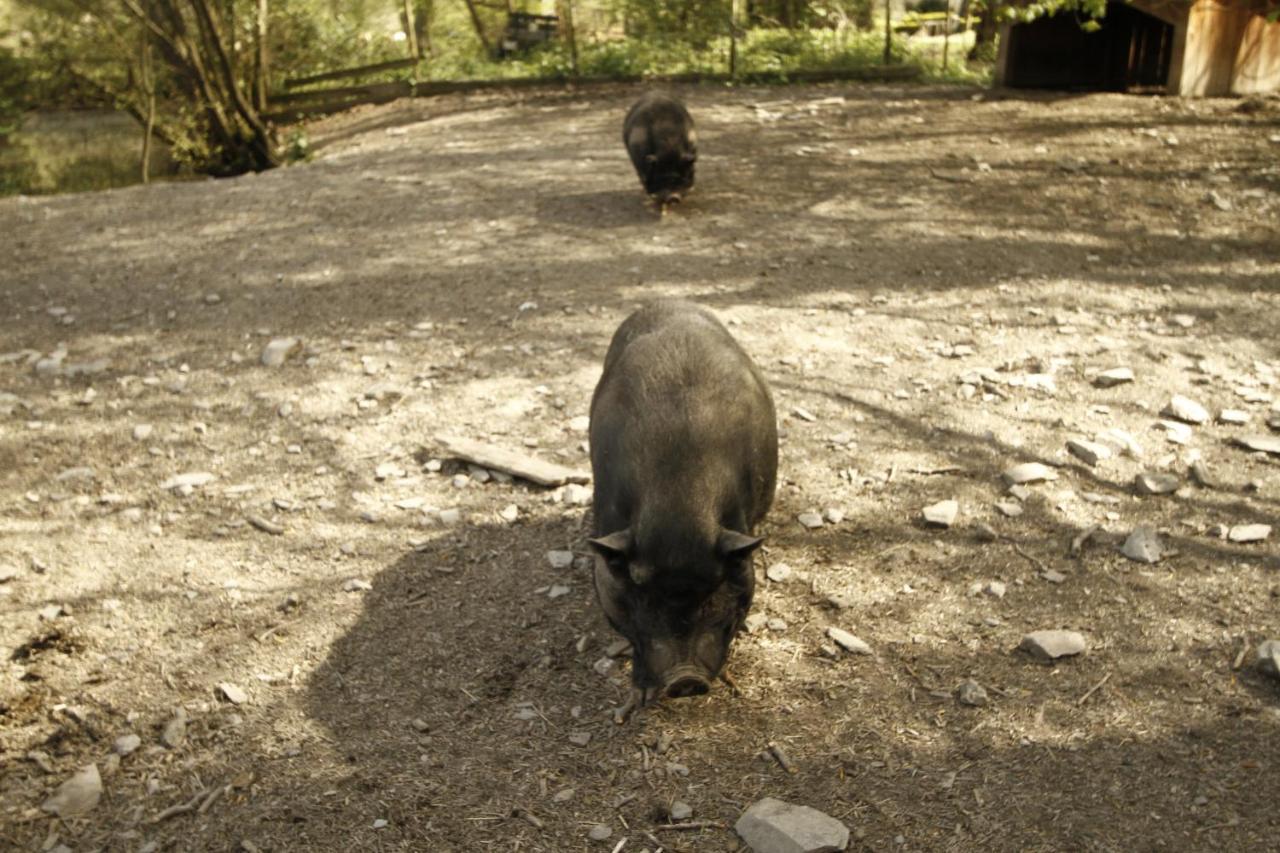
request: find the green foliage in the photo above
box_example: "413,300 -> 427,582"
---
0,46 -> 26,138
1007,0 -> 1108,25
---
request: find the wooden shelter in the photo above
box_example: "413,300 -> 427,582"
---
995,0 -> 1280,95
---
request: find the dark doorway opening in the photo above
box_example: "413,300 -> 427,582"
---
1004,1 -> 1174,91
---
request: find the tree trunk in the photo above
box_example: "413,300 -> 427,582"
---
559,0 -> 578,75
401,0 -> 420,59
415,0 -> 432,55
969,0 -> 1000,61
462,0 -> 492,54
255,0 -> 268,111
883,0 -> 892,63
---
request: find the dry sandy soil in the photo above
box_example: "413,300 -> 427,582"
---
2,82 -> 1279,853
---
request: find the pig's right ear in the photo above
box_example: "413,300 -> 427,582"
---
717,530 -> 764,559
588,530 -> 632,561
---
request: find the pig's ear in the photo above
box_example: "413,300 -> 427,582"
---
716,530 -> 763,559
588,529 -> 632,560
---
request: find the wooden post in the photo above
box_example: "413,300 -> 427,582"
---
883,0 -> 892,64
255,0 -> 269,111
561,0 -> 579,76
401,0 -> 420,58
942,0 -> 951,70
139,38 -> 156,183
729,0 -> 740,79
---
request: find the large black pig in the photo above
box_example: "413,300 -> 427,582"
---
622,93 -> 697,208
589,301 -> 777,721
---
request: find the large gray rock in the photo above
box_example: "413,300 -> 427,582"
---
1121,525 -> 1162,563
735,797 -> 850,853
922,499 -> 959,528
41,764 -> 102,817
1236,434 -> 1280,455
1134,471 -> 1179,496
1229,524 -> 1271,543
1003,463 -> 1057,485
261,337 -> 301,367
1162,395 -> 1209,425
1019,630 -> 1086,662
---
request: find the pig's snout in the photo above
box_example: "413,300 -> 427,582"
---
663,667 -> 712,699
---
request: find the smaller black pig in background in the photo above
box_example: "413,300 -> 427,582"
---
589,301 -> 778,722
623,93 -> 697,211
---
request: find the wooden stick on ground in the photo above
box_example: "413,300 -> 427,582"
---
435,434 -> 590,487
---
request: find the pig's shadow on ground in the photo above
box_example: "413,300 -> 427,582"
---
536,189 -> 660,228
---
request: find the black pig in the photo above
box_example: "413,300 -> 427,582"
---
589,301 -> 777,721
623,93 -> 697,208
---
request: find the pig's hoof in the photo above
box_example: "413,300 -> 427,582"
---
612,687 -> 657,724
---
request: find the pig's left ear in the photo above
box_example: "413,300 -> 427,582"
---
589,529 -> 632,560
716,530 -> 763,559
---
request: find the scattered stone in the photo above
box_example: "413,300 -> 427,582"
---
547,584 -> 571,599
1169,313 -> 1197,328
1190,461 -> 1219,489
605,638 -> 632,657
797,511 -> 824,529
766,563 -> 793,583
825,593 -> 854,610
1019,630 -> 1086,662
1162,395 -> 1209,425
1228,524 -> 1271,543
217,682 -> 248,705
547,550 -> 575,569
0,565 -> 18,583
261,337 -> 300,367
41,764 -> 102,817
246,515 -> 284,535
1236,434 -> 1280,455
438,508 -> 461,525
824,507 -> 845,524
161,709 -> 187,749
745,613 -> 769,634
974,523 -> 998,542
1256,640 -> 1280,678
1097,427 -> 1143,458
553,788 -> 575,803
826,627 -> 872,655
587,824 -> 612,842
562,483 -> 593,506
1042,569 -> 1067,584
957,679 -> 988,706
1093,367 -> 1134,388
1067,439 -> 1111,467
132,423 -> 154,441
1003,463 -> 1057,485
995,500 -> 1023,518
159,472 -> 216,491
735,797 -> 850,853
922,500 -> 959,528
1135,471 -> 1179,495
1156,419 -> 1194,445
984,580 -> 1007,599
113,733 -> 141,756
1219,409 -> 1249,425
567,731 -> 591,746
498,504 -> 519,523
342,578 -> 373,592
1121,525 -> 1162,563
670,800 -> 694,820
792,406 -> 818,422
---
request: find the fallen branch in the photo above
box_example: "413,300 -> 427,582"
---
654,820 -> 723,831
150,788 -> 210,823
767,741 -> 797,774
1076,671 -> 1112,707
435,434 -> 590,487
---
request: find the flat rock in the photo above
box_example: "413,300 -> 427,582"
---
670,801 -> 694,820
113,733 -> 142,756
1163,394 -> 1209,425
1003,462 -> 1057,485
132,423 -> 154,441
797,511 -> 825,529
1019,630 -> 1086,662
995,499 -> 1023,517
1067,439 -> 1111,467
217,682 -> 248,705
1121,525 -> 1162,563
824,507 -> 845,524
1190,461 -> 1219,489
826,627 -> 872,655
1256,640 -> 1280,677
342,578 -> 373,592
1228,524 -> 1271,543
159,472 -> 216,491
1135,471 -> 1179,495
745,613 -> 769,634
546,550 -> 575,569
1218,409 -> 1249,425
957,679 -> 988,706
922,499 -> 959,528
261,337 -> 301,367
1156,420 -> 1194,445
735,797 -> 850,853
562,483 -> 593,506
587,824 -> 612,842
984,580 -> 1007,599
1097,427 -> 1143,458
766,563 -> 793,583
1093,367 -> 1134,388
1236,434 -> 1280,455
0,565 -> 19,583
41,764 -> 102,817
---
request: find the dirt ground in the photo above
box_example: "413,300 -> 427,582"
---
2,82 -> 1279,853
